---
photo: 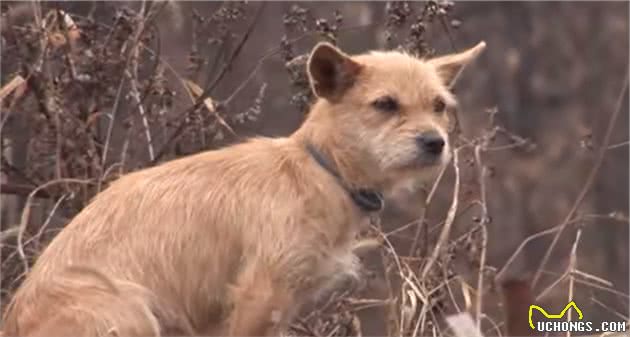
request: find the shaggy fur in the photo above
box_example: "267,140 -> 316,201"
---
1,41 -> 485,336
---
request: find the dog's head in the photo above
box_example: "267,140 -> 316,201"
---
306,41 -> 485,188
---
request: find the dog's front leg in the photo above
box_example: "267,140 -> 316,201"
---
227,265 -> 295,337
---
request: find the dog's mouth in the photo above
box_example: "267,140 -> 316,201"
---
418,153 -> 443,165
383,146 -> 450,173
390,154 -> 443,174
409,151 -> 446,168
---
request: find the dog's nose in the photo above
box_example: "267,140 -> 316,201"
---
416,131 -> 445,155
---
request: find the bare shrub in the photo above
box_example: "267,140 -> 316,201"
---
1,1 -> 627,336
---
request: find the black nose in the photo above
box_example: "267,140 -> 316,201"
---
416,131 -> 445,155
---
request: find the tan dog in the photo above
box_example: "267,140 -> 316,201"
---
1,41 -> 485,337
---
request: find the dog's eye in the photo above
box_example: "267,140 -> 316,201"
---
433,97 -> 447,114
372,96 -> 399,113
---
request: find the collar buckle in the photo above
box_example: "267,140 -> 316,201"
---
305,143 -> 384,213
350,189 -> 384,213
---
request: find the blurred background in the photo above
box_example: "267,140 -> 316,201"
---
1,1 -> 628,336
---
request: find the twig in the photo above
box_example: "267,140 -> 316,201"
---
206,2 -> 264,94
151,3 -> 266,164
420,148 -> 460,280
16,178 -> 93,274
438,14 -> 457,52
497,224 -> 563,280
154,11 -> 380,166
532,72 -> 629,287
385,202 -> 476,239
606,140 -> 629,150
99,0 -> 150,190
473,143 -> 490,328
497,212 -> 624,280
35,193 -> 69,246
0,228 -> 20,246
375,222 -> 409,337
1,183 -> 50,198
535,268 -> 571,302
152,20 -> 380,166
0,75 -> 26,102
566,228 -> 582,337
591,297 -> 629,321
408,159 -> 448,256
222,59 -> 265,106
479,313 -> 503,337
127,37 -> 155,161
1,154 -> 41,187
99,74 -> 127,189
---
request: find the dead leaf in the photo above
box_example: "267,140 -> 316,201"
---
184,79 -> 204,101
48,32 -> 67,48
211,110 -> 236,137
459,279 -> 473,312
0,75 -> 26,102
185,79 -> 235,136
203,97 -> 215,113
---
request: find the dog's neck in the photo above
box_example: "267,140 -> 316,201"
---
293,107 -> 378,187
291,101 -> 385,212
303,142 -> 383,213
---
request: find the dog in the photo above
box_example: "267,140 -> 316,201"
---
1,40 -> 485,336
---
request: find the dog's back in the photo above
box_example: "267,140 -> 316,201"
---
2,137 -> 358,336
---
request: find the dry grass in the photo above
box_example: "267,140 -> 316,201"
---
1,1 -> 628,336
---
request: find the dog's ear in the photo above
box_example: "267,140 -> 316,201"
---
307,42 -> 363,101
429,41 -> 486,88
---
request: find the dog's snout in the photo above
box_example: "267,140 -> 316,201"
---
416,131 -> 445,155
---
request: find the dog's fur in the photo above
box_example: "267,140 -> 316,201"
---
1,41 -> 485,336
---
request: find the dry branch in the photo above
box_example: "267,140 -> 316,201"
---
533,73 -> 630,286
0,183 -> 50,198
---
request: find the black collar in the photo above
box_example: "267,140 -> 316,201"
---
305,143 -> 384,213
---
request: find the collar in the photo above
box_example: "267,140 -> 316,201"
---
305,143 -> 384,213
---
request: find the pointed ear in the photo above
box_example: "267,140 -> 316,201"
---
307,42 -> 363,101
429,41 -> 486,88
